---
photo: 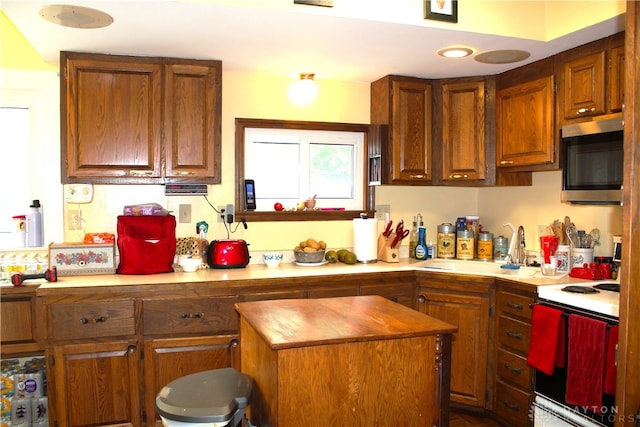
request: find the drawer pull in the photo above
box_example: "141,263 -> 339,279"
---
506,301 -> 523,310
506,329 -> 523,340
127,345 -> 137,354
505,363 -> 522,374
500,160 -> 514,165
180,312 -> 205,319
502,400 -> 520,411
80,316 -> 107,325
409,174 -> 425,179
577,107 -> 596,114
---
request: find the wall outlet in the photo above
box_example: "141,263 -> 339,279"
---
178,204 -> 192,223
66,209 -> 81,230
217,204 -> 235,223
375,204 -> 390,221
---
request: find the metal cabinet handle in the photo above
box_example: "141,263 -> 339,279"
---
448,174 -> 468,179
506,301 -> 523,310
129,170 -> 153,177
500,160 -> 513,165
80,316 -> 107,324
503,400 -> 520,411
577,107 -> 596,114
180,312 -> 205,319
409,174 -> 425,179
506,329 -> 523,339
127,345 -> 137,354
505,363 -> 522,374
176,171 -> 195,176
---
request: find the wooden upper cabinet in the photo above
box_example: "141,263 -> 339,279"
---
496,75 -> 555,168
371,75 -> 432,185
440,79 -> 486,182
559,32 -> 625,124
61,51 -> 221,184
562,51 -> 606,119
164,60 -> 222,182
62,52 -> 163,183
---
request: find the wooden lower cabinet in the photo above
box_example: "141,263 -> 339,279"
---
0,285 -> 43,357
143,335 -> 240,426
416,275 -> 492,408
47,339 -> 142,427
494,281 -> 536,426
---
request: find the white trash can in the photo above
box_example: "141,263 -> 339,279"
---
156,368 -> 252,427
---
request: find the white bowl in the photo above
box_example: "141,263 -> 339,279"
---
178,256 -> 201,272
262,252 -> 283,267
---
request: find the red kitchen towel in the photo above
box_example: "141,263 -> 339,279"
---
565,314 -> 607,412
604,325 -> 619,395
527,305 -> 565,375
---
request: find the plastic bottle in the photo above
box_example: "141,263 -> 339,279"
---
26,200 -> 43,247
415,226 -> 428,260
409,216 -> 418,259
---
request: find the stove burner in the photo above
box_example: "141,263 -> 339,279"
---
561,285 -> 600,294
592,283 -> 620,292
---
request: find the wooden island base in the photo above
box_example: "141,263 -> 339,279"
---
235,295 -> 457,426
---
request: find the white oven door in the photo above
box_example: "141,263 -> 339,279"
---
534,395 -> 605,427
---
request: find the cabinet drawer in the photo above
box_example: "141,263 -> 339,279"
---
49,300 -> 135,340
497,348 -> 533,390
498,315 -> 531,354
495,380 -> 532,427
143,296 -> 239,335
497,291 -> 534,319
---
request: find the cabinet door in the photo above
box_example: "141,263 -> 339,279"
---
62,52 -> 163,183
497,76 -> 555,167
0,292 -> 42,356
143,335 -> 239,426
360,283 -> 416,308
609,45 -> 625,113
164,60 -> 222,183
417,290 -> 489,407
562,51 -> 606,119
48,339 -> 141,426
441,80 -> 486,181
390,79 -> 433,183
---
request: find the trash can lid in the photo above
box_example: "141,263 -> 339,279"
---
156,368 -> 252,423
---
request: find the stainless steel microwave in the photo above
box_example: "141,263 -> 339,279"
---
561,115 -> 624,205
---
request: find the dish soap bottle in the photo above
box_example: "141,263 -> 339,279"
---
415,226 -> 428,260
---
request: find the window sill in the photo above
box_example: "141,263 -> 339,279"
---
236,210 -> 376,222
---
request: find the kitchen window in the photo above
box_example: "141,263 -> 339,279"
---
235,118 -> 374,222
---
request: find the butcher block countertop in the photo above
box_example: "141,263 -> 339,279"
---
235,294 -> 457,350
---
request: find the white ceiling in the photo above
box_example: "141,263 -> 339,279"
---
2,1 -> 626,83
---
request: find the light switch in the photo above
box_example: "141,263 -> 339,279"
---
179,204 -> 191,223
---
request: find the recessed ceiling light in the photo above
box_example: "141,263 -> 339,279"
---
437,47 -> 474,58
39,4 -> 113,29
474,50 -> 531,64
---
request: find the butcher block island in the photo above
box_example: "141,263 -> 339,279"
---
235,295 -> 458,426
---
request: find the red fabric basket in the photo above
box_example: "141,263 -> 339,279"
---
116,215 -> 176,275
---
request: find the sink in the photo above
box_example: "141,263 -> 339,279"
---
415,259 -> 540,277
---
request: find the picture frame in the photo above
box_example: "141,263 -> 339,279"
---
424,0 -> 458,23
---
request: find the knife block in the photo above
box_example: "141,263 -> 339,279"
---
377,234 -> 399,263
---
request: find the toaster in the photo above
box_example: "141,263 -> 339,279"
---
207,239 -> 250,269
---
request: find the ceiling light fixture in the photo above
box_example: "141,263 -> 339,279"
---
437,47 -> 474,58
39,4 -> 113,29
288,73 -> 318,106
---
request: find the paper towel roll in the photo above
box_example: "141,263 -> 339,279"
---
353,218 -> 378,262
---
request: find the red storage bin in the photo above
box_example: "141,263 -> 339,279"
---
116,215 -> 176,275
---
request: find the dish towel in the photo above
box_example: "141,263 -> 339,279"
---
604,325 -> 619,395
527,305 -> 565,375
565,314 -> 607,412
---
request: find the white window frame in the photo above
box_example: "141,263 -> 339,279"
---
244,127 -> 364,211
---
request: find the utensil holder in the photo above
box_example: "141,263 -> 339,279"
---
377,234 -> 399,263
